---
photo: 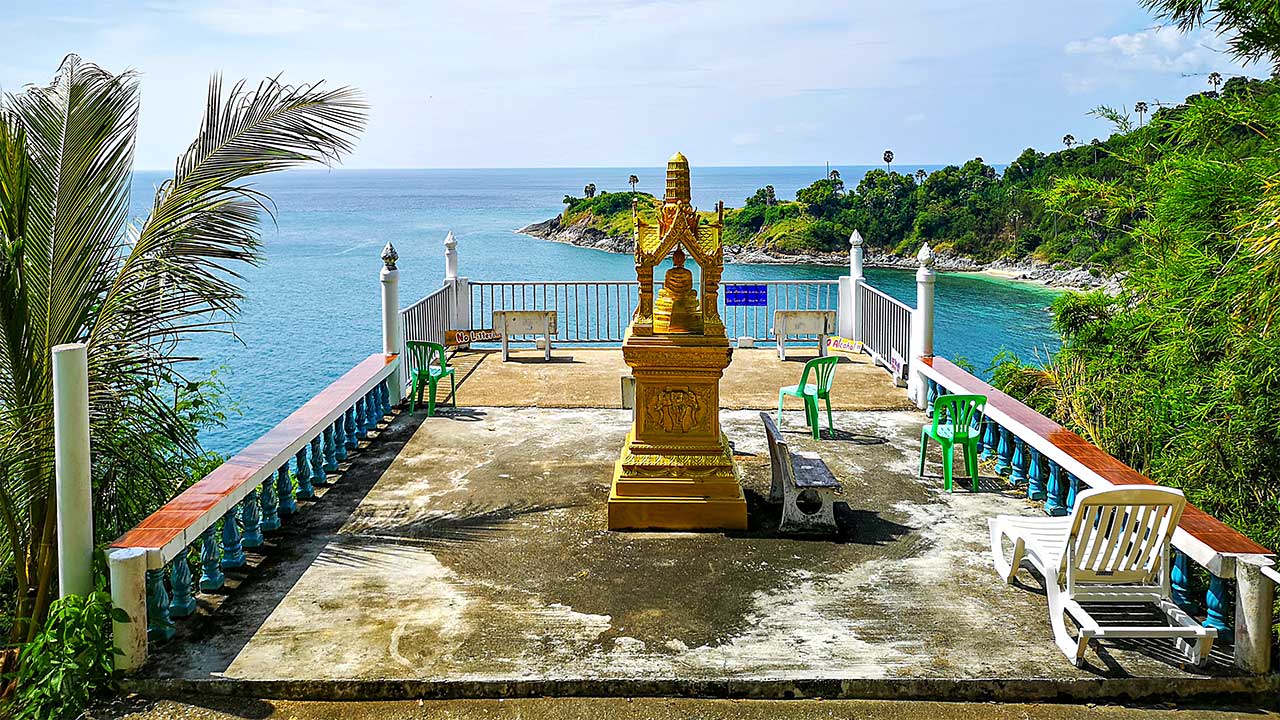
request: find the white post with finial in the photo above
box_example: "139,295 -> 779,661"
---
838,230 -> 865,342
909,242 -> 936,409
443,231 -> 471,337
381,243 -> 403,402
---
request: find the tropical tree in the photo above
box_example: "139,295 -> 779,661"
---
1090,137 -> 1102,162
883,149 -> 894,172
0,56 -> 366,640
584,183 -> 596,199
1209,71 -> 1224,93
1135,101 -> 1149,127
915,168 -> 927,184
1062,134 -> 1076,149
828,168 -> 841,184
628,174 -> 638,193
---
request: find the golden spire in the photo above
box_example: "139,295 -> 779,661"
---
665,151 -> 691,204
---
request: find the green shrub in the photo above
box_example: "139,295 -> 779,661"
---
11,591 -> 124,719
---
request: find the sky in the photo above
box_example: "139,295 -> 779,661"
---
0,0 -> 1259,170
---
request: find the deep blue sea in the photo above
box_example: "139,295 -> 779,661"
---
127,166 -> 1060,456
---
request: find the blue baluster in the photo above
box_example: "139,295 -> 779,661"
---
198,524 -> 224,590
240,491 -> 263,548
378,380 -> 391,417
344,406 -> 359,449
926,379 -> 937,417
367,391 -> 381,430
146,568 -> 176,642
355,395 -> 369,438
323,425 -> 339,471
1044,461 -> 1066,516
1171,550 -> 1199,614
334,416 -> 349,463
1010,437 -> 1029,486
1027,447 -> 1046,501
1066,473 -> 1080,510
220,508 -> 246,570
260,478 -> 280,531
974,417 -> 987,457
981,418 -> 998,461
168,555 -> 197,618
994,426 -> 1013,476
310,435 -> 327,486
295,446 -> 315,500
1205,575 -> 1233,639
383,379 -> 395,414
278,464 -> 299,513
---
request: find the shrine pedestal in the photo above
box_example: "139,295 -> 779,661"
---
608,331 -> 748,530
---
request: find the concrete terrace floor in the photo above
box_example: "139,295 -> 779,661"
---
134,348 -> 1272,704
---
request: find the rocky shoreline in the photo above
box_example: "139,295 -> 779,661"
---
518,216 -> 1120,293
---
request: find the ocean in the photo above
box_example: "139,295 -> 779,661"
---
127,166 -> 1060,456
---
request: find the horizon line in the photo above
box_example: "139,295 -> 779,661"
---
129,161 -> 1006,173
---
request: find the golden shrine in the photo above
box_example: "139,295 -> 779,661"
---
608,152 -> 748,530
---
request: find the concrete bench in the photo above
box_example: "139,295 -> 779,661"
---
773,310 -> 837,360
494,310 -> 558,361
761,412 -> 842,534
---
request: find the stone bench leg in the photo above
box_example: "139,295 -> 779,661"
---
779,484 -> 837,534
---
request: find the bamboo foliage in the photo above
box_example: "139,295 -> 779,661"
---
0,55 -> 366,640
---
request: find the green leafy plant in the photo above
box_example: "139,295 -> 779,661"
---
11,591 -> 124,719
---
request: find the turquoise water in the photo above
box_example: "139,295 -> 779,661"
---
127,167 -> 1060,455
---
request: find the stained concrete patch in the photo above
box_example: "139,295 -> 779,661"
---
444,347 -> 913,411
140,406 -> 1247,692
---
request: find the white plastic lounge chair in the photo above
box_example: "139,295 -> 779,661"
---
989,485 -> 1215,667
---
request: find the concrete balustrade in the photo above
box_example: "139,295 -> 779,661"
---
917,355 -> 1276,673
102,250 -> 405,672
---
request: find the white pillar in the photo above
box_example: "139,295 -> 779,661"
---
849,230 -> 865,342
1233,557 -> 1275,673
107,547 -> 148,671
443,230 -> 471,333
908,243 -> 936,409
53,342 -> 93,598
380,243 -> 403,402
444,230 -> 459,281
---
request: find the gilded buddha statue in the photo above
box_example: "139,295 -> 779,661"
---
653,247 -> 702,334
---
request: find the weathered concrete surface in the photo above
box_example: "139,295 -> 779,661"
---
97,697 -> 1280,720
136,406 -> 1262,703
444,348 -> 912,411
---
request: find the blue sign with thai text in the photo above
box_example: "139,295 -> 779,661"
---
725,284 -> 768,307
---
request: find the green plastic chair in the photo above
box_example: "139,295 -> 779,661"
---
919,393 -> 987,492
407,340 -> 456,416
777,356 -> 839,440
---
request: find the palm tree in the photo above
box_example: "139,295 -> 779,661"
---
1063,134 -> 1076,149
0,56 -> 365,639
584,183 -> 596,199
1135,101 -> 1149,127
1208,71 -> 1223,93
628,174 -> 638,193
883,149 -> 894,172
828,168 -> 841,183
915,168 -> 927,184
1091,138 -> 1102,163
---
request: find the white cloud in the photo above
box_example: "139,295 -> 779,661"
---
1064,26 -> 1245,74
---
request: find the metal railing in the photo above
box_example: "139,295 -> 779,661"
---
400,285 -> 453,387
468,279 -> 839,344
857,280 -> 911,369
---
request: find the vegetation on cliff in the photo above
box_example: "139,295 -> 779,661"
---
560,78 -> 1280,274
992,0 -> 1280,555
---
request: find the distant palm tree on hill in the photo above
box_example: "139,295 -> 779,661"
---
1209,71 -> 1223,93
628,174 -> 638,193
1135,101 -> 1149,127
915,168 -> 926,184
1063,134 -> 1076,149
1091,138 -> 1102,162
584,183 -> 596,199
883,149 -> 894,172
